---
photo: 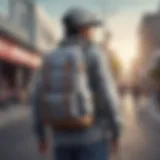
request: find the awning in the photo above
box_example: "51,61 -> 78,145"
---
0,38 -> 41,69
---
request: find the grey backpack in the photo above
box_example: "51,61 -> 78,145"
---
40,45 -> 95,130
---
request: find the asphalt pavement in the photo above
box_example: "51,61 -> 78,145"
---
0,94 -> 160,160
0,106 -> 30,128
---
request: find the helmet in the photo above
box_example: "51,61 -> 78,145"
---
63,7 -> 102,29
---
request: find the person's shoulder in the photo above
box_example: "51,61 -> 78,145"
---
40,50 -> 56,66
89,43 -> 101,53
42,48 -> 60,60
88,44 -> 105,61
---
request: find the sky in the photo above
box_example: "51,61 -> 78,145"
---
0,0 -> 159,67
34,0 -> 158,68
34,0 -> 159,18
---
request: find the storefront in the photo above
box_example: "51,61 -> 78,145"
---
0,36 -> 41,106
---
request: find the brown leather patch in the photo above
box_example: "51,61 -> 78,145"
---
64,61 -> 72,71
78,63 -> 85,72
43,115 -> 94,130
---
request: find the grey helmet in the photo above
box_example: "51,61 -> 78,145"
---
63,7 -> 102,29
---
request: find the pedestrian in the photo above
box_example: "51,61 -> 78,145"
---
30,7 -> 121,160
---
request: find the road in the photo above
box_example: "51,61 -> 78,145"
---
119,94 -> 160,160
0,94 -> 160,160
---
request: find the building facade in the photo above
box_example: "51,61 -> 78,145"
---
0,0 -> 57,105
9,0 -> 56,53
0,14 -> 41,105
34,5 -> 56,52
130,8 -> 160,92
0,0 -> 57,106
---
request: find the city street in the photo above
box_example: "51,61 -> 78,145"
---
0,94 -> 160,160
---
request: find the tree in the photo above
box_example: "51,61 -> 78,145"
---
108,50 -> 122,81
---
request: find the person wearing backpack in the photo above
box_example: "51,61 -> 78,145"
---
30,7 -> 121,160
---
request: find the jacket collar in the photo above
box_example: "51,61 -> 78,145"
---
60,36 -> 92,49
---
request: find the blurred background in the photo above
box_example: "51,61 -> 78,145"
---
0,0 -> 160,160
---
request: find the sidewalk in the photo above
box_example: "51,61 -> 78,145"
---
147,97 -> 160,123
136,95 -> 160,128
0,105 -> 31,128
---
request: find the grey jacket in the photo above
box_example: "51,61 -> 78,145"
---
30,37 -> 121,147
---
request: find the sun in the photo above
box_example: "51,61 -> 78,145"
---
110,39 -> 138,74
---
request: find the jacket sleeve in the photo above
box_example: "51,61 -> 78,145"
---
91,47 -> 122,140
29,61 -> 46,141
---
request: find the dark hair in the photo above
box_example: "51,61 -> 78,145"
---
64,25 -> 80,37
63,15 -> 80,37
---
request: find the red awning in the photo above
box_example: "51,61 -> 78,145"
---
0,38 -> 41,69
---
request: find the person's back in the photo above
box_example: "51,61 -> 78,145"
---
30,7 -> 121,160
